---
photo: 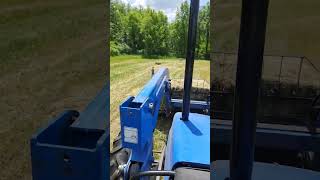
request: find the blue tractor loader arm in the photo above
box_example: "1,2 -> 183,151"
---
111,67 -> 210,180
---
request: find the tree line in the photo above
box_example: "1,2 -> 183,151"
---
110,0 -> 210,59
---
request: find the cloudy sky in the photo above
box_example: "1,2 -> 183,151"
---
121,0 -> 209,22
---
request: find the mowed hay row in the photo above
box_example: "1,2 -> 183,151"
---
170,79 -> 210,101
170,79 -> 210,89
211,53 -> 320,95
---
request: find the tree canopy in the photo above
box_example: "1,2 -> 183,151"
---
110,0 -> 210,59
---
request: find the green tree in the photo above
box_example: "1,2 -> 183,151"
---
197,2 -> 210,59
142,9 -> 169,56
110,0 -> 126,43
110,0 -> 209,59
127,10 -> 143,54
171,1 -> 189,57
110,0 -> 130,55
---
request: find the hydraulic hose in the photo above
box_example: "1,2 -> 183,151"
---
130,170 -> 176,180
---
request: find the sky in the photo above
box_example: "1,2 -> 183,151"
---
120,0 -> 209,22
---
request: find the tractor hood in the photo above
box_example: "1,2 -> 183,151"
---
164,112 -> 210,170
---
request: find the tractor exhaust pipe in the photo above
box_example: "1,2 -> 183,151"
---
230,0 -> 269,180
182,0 -> 200,121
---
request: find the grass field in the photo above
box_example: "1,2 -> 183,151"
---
213,0 -> 320,68
0,0 -> 106,179
211,0 -> 320,90
110,55 -> 210,154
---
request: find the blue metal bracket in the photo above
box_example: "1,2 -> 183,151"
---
120,68 -> 171,171
171,98 -> 210,112
212,119 -> 320,152
30,85 -> 109,180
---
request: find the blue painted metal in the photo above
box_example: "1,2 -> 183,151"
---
164,112 -> 210,171
120,68 -> 171,171
30,85 -> 109,180
171,98 -> 209,111
213,160 -> 320,180
71,85 -> 108,130
212,119 -> 320,152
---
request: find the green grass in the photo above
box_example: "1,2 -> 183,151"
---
110,55 -> 210,157
0,1 -> 106,179
0,0 -> 105,74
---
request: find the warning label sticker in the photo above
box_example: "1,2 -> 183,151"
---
124,126 -> 138,144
